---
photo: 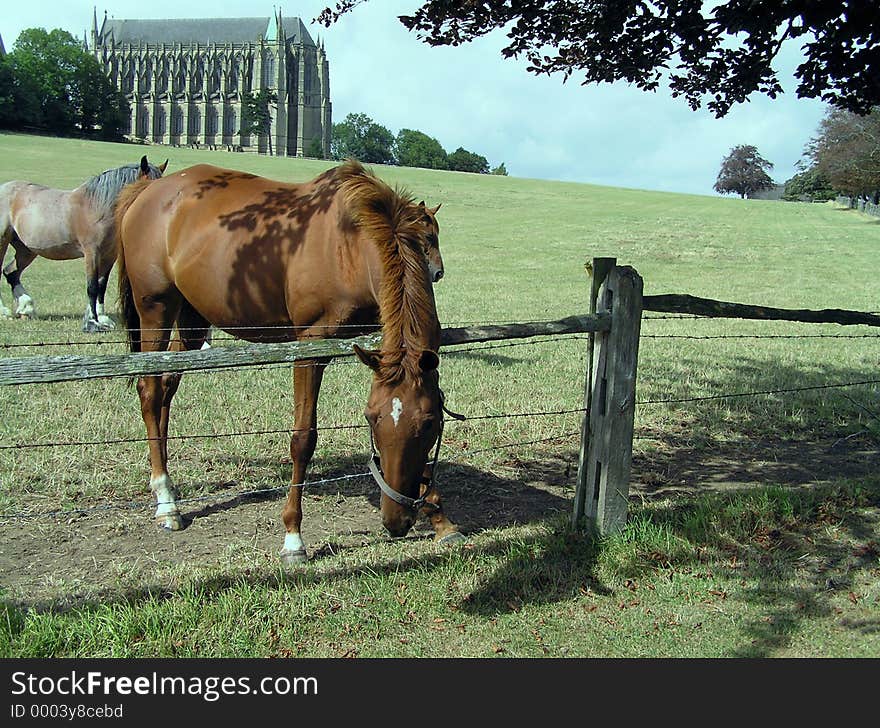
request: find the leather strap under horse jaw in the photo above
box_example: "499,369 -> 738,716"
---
367,389 -> 458,513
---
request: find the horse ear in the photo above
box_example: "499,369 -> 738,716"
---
418,350 -> 440,373
418,200 -> 426,208
159,159 -> 168,174
428,203 -> 442,215
139,156 -> 150,176
353,344 -> 382,371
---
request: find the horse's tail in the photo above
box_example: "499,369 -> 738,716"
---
115,177 -> 154,353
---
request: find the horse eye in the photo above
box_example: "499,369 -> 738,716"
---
364,411 -> 378,426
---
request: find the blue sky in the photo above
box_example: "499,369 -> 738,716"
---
2,1 -> 829,196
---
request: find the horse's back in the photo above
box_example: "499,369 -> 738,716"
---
0,181 -> 82,256
119,163 -> 357,334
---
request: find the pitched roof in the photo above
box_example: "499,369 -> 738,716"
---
99,16 -> 315,47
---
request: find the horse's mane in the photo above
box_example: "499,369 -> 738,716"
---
81,162 -> 163,218
339,160 -> 441,383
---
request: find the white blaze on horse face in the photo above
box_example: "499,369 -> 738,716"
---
390,397 -> 403,427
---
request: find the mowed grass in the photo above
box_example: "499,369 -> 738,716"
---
1,131 -> 879,658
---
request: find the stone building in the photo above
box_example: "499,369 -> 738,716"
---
89,9 -> 331,157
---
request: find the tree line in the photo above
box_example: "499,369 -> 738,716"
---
714,106 -> 880,203
0,28 -> 128,139
330,112 -> 507,175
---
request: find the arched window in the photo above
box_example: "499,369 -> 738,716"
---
189,109 -> 201,136
174,59 -> 187,95
138,60 -> 151,94
206,107 -> 218,135
209,60 -> 221,95
224,108 -> 236,135
138,109 -> 149,138
155,107 -> 166,137
157,61 -> 168,94
121,60 -> 134,93
262,51 -> 276,87
172,107 -> 184,135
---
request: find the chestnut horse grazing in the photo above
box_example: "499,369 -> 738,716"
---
114,160 -> 461,564
0,156 -> 166,331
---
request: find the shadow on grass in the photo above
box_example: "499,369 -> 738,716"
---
2,349 -> 879,655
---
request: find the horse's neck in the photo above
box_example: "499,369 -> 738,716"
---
373,245 -> 441,354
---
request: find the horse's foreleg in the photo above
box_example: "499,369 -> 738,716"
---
4,243 -> 37,318
280,357 -> 329,566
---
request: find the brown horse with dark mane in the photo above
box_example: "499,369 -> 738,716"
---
114,160 -> 460,564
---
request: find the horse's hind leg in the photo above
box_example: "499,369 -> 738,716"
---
82,247 -> 113,332
4,242 -> 37,318
92,251 -> 117,330
280,356 -> 329,566
135,295 -> 186,530
157,302 -> 210,465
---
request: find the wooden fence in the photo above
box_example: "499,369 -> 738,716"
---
2,258 -> 879,537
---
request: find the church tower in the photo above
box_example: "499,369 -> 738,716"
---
89,9 -> 331,157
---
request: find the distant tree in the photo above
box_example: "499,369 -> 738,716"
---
714,145 -> 775,198
806,106 -> 880,199
490,162 -> 508,176
241,89 -> 278,153
331,112 -> 395,164
305,137 -> 325,159
395,128 -> 448,169
5,27 -> 127,137
448,147 -> 489,174
73,54 -> 129,140
0,53 -> 15,128
318,1 -> 880,118
782,168 -> 836,202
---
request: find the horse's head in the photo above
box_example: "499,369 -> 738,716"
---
418,201 -> 444,283
139,155 -> 168,180
354,345 -> 444,537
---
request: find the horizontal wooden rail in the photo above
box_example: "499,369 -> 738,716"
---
0,313 -> 611,386
643,294 -> 880,328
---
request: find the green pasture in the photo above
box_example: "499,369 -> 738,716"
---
0,131 -> 878,658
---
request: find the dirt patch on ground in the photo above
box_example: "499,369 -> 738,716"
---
1,434 -> 877,606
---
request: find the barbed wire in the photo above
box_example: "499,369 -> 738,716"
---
0,426 -> 585,520
3,376 -> 878,452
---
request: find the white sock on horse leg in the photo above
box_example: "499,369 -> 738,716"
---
150,474 -> 178,517
12,285 -> 34,317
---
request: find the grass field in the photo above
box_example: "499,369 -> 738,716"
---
0,131 -> 878,658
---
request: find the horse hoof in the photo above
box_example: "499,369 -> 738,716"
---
437,531 -> 468,546
279,548 -> 308,566
156,513 -> 184,531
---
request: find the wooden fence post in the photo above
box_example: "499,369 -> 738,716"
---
572,257 -> 616,527
572,264 -> 643,535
